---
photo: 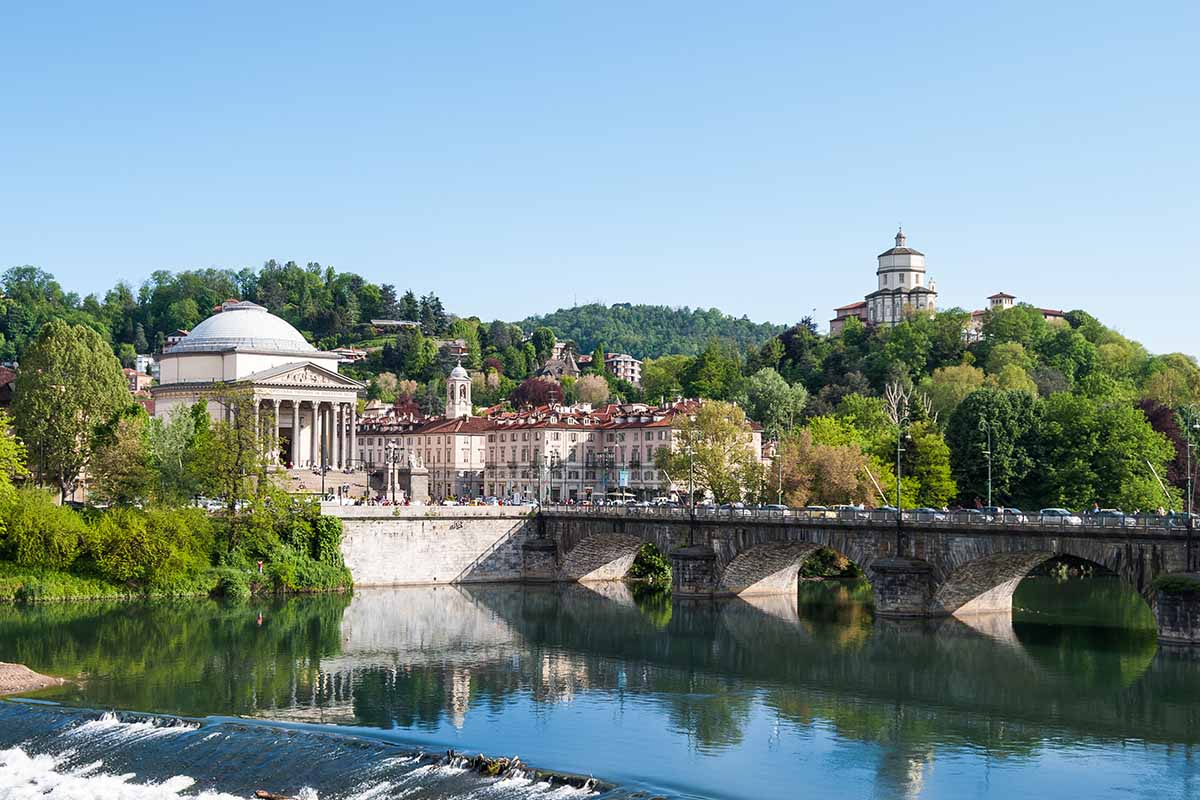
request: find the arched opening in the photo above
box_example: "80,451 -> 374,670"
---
1011,555 -> 1158,687
559,533 -> 643,582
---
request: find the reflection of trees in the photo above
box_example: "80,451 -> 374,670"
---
0,595 -> 349,716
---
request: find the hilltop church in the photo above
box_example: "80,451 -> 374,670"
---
830,229 -> 938,335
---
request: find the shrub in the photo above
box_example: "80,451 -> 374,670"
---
628,543 -> 671,587
0,489 -> 89,570
1152,574 -> 1200,595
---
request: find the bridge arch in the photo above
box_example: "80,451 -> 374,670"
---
930,539 -> 1166,617
559,533 -> 644,582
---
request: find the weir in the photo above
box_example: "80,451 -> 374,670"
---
327,506 -> 1200,645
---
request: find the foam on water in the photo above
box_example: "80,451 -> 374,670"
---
0,747 -> 259,800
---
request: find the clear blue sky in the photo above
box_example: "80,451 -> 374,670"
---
2,1 -> 1197,355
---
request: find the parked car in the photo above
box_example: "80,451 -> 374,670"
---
912,507 -> 947,522
832,504 -> 869,520
1165,511 -> 1199,528
949,508 -> 985,522
1085,508 -> 1136,527
1039,508 -> 1083,526
763,503 -> 789,511
981,506 -> 1029,523
802,505 -> 836,518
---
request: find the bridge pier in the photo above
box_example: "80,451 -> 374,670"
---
870,558 -> 936,617
671,545 -> 719,597
521,539 -> 559,583
1154,575 -> 1200,646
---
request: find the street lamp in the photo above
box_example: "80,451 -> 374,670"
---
1183,407 -> 1199,524
979,416 -> 994,508
895,409 -> 910,519
550,452 -> 561,505
385,440 -> 399,504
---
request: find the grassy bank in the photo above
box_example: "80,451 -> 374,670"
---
0,487 -> 352,604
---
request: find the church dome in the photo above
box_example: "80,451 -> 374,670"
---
449,362 -> 469,380
167,300 -> 317,354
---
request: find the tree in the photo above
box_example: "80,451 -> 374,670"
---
0,411 -> 28,504
144,403 -> 206,503
91,411 -> 156,506
374,371 -> 398,403
642,355 -> 690,402
575,374 -> 611,405
511,377 -> 563,408
589,344 -> 606,375
532,327 -> 557,364
985,364 -> 1038,396
774,428 -> 876,507
654,401 -> 761,503
906,421 -> 956,507
13,319 -> 130,500
918,364 -> 984,423
193,385 -> 273,521
945,389 -> 1039,507
742,368 -> 807,440
682,342 -> 743,400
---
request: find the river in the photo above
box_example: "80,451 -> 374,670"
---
0,577 -> 1197,799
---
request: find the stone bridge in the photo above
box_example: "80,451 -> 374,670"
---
530,508 -> 1200,641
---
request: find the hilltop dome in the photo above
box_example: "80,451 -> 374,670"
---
449,361 -> 469,380
167,300 -> 317,354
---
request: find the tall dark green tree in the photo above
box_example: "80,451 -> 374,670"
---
13,319 -> 130,500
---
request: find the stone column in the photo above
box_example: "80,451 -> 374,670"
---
309,402 -> 318,468
290,400 -> 300,467
348,402 -> 357,471
333,404 -> 343,470
271,399 -> 280,463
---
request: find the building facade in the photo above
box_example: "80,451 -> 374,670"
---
604,353 -> 643,386
150,300 -> 365,469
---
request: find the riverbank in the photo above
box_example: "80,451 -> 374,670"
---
0,662 -> 65,695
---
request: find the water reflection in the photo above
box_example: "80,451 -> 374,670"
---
0,579 -> 1196,800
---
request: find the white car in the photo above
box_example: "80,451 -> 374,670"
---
1039,508 -> 1083,526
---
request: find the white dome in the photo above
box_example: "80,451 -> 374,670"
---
168,301 -> 317,354
449,362 -> 469,380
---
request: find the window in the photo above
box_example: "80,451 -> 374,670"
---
552,432 -> 560,441
587,433 -> 595,441
569,432 -> 577,442
522,432 -> 529,441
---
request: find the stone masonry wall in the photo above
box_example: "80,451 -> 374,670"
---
333,508 -> 537,586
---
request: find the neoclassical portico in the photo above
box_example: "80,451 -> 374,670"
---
151,300 -> 364,470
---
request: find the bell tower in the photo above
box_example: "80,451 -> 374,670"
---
445,360 -> 472,418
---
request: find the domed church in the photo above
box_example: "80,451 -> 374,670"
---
151,300 -> 365,468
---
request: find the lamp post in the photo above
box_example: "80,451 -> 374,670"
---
385,441 -> 398,504
978,417 -> 993,508
550,452 -> 561,505
895,408 -> 910,520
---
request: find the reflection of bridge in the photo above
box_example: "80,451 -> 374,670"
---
532,507 -> 1200,642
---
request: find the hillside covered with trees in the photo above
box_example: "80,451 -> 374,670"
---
521,303 -> 784,359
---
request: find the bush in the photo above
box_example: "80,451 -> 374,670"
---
0,489 -> 90,570
1152,574 -> 1200,595
628,543 -> 671,587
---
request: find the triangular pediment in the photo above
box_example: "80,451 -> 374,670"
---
242,361 -> 365,389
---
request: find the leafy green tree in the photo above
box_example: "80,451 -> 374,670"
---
946,389 -> 1039,507
90,411 -> 156,506
906,421 -> 956,507
682,342 -> 743,400
531,326 -> 557,364
193,385 -> 273,522
743,368 -> 808,440
144,403 -> 207,503
642,354 -> 690,402
984,342 -> 1032,375
13,319 -> 130,500
985,363 -> 1038,396
654,401 -> 762,503
918,364 -> 984,423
